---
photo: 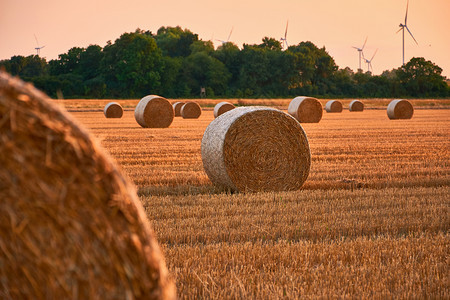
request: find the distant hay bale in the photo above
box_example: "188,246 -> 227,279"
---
387,99 -> 414,119
134,95 -> 174,128
325,100 -> 343,113
104,101 -> 123,118
214,101 -> 236,118
288,96 -> 323,123
172,101 -> 185,117
201,107 -> 311,192
181,102 -> 202,119
349,100 -> 364,111
0,71 -> 175,300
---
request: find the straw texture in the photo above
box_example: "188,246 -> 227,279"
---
387,99 -> 414,119
201,107 -> 311,192
325,100 -> 343,113
214,101 -> 236,118
287,96 -> 323,123
181,102 -> 202,119
349,100 -> 364,112
0,71 -> 175,300
172,102 -> 185,117
135,95 -> 174,128
104,102 -> 123,118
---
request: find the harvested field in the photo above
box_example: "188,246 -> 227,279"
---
61,101 -> 450,298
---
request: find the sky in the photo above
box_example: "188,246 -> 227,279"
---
1,0 -> 449,78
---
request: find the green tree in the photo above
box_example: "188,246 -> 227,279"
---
155,26 -> 199,57
396,57 -> 449,97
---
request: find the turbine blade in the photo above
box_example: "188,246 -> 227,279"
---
352,46 -> 359,50
285,20 -> 289,39
34,34 -> 39,47
396,27 -> 403,34
362,36 -> 368,50
405,0 -> 409,24
227,27 -> 233,42
406,26 -> 418,44
370,49 -> 378,61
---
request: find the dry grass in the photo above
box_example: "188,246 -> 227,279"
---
66,102 -> 449,298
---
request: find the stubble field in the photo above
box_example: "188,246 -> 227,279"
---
61,99 -> 449,298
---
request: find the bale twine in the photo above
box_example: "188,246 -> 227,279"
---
181,102 -> 202,119
214,101 -> 236,118
387,99 -> 414,119
104,101 -> 123,118
201,107 -> 311,192
172,101 -> 185,117
349,99 -> 364,111
287,96 -> 323,123
134,95 -> 174,128
325,100 -> 343,113
0,71 -> 175,300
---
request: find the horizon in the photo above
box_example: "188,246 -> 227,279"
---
1,0 -> 449,78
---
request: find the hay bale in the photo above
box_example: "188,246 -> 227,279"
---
201,106 -> 311,192
181,102 -> 202,119
214,101 -> 236,118
325,100 -> 343,113
287,96 -> 323,123
387,99 -> 414,119
134,95 -> 174,128
349,99 -> 364,111
0,71 -> 175,300
172,101 -> 185,117
104,101 -> 123,118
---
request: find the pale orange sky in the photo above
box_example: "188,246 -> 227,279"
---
1,0 -> 449,77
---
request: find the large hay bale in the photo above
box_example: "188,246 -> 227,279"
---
201,107 -> 311,192
172,101 -> 185,117
214,101 -> 236,118
325,100 -> 343,113
134,95 -> 174,128
349,99 -> 364,112
387,99 -> 414,119
104,101 -> 123,118
181,101 -> 202,119
0,71 -> 175,300
287,96 -> 323,123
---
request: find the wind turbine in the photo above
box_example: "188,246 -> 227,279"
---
364,49 -> 378,73
280,20 -> 289,50
352,37 -> 367,71
34,34 -> 45,56
216,27 -> 233,45
397,0 -> 418,65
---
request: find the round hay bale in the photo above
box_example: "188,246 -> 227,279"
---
349,99 -> 364,112
214,101 -> 236,118
387,99 -> 414,119
172,101 -> 185,117
325,100 -> 343,113
134,95 -> 174,128
287,96 -> 323,123
181,102 -> 202,119
104,101 -> 123,118
0,71 -> 175,300
201,106 -> 311,192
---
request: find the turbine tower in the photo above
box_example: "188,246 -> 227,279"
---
280,20 -> 289,50
352,37 -> 367,71
34,34 -> 45,56
364,49 -> 378,73
397,0 -> 418,65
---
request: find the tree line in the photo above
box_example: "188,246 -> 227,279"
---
1,27 -> 449,99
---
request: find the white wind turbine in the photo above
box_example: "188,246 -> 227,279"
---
364,49 -> 378,73
280,20 -> 289,50
352,37 -> 367,71
34,34 -> 45,56
397,0 -> 418,65
216,27 -> 234,45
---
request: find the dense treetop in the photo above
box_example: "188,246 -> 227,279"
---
1,27 -> 448,98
